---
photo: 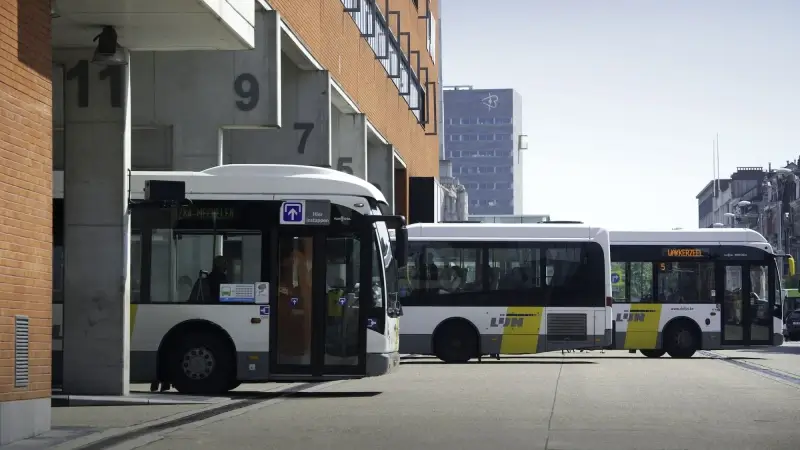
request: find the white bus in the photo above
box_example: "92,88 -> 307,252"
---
52,164 -> 408,394
609,229 -> 791,358
394,223 -> 613,362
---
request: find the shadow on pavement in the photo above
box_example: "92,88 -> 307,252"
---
227,390 -> 382,399
400,360 -> 595,365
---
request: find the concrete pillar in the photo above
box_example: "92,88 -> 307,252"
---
331,110 -> 367,178
367,142 -> 395,211
57,49 -> 132,395
131,10 -> 282,170
224,61 -> 331,166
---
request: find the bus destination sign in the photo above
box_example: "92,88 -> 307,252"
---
178,207 -> 235,220
662,247 -> 708,258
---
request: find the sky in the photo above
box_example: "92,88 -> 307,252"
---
440,0 -> 800,230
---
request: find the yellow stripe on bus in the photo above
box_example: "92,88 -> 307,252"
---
499,306 -> 544,354
623,304 -> 662,349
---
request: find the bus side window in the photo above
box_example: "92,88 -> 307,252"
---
629,262 -> 653,303
611,262 -> 627,302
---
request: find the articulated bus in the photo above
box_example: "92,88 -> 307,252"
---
609,229 -> 792,358
393,223 -> 613,363
53,164 -> 408,394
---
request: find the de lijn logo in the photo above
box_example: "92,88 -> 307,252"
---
490,313 -> 525,328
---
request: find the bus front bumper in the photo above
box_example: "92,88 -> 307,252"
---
366,351 -> 400,377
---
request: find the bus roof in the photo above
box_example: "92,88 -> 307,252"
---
610,229 -> 772,248
55,165 -> 387,204
406,222 -> 608,241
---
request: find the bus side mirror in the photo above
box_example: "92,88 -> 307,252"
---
367,214 -> 407,267
394,227 -> 408,267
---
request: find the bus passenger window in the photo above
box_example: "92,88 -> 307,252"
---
488,246 -> 539,291
656,262 -> 714,304
398,245 -> 421,298
147,231 -> 263,303
423,245 -> 481,295
629,262 -> 653,303
544,245 -> 582,288
610,262 -> 627,302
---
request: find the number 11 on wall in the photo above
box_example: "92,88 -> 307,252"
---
65,60 -> 123,108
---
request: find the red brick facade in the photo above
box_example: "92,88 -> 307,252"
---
271,0 -> 441,210
0,0 -> 53,403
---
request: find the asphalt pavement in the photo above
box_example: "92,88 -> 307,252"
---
5,347 -> 800,450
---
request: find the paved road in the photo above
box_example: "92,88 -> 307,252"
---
92,349 -> 800,450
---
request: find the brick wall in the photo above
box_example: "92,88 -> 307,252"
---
270,0 -> 440,179
0,0 -> 53,403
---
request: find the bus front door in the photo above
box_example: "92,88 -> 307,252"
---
718,263 -> 773,346
269,229 -> 367,378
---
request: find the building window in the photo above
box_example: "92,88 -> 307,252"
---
478,134 -> 494,141
460,118 -> 474,125
495,133 -> 512,141
496,117 -> 512,125
427,14 -> 437,62
448,134 -> 461,141
462,134 -> 477,141
478,117 -> 494,125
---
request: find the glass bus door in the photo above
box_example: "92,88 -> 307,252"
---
718,262 -> 773,346
269,228 -> 368,378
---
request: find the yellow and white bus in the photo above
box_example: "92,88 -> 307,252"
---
609,229 -> 791,358
53,164 -> 407,394
393,222 -> 613,362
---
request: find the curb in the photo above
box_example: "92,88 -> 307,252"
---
52,395 -> 223,407
50,383 -> 312,450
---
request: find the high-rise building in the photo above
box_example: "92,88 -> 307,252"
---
442,86 -> 524,216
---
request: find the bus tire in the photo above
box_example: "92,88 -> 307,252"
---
640,349 -> 666,358
433,320 -> 478,363
663,321 -> 699,359
166,331 -> 235,396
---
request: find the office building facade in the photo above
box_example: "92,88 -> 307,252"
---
442,86 -> 524,215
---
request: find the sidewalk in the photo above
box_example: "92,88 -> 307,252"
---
0,383 -> 302,450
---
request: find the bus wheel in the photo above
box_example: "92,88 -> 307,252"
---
434,321 -> 478,363
640,349 -> 666,358
166,332 -> 235,396
664,323 -> 698,359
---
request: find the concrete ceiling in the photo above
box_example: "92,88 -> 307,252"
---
51,0 -> 256,50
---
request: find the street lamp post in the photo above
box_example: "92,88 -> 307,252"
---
736,200 -> 751,229
723,212 -> 736,227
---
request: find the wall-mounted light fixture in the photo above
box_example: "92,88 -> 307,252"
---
92,26 -> 128,66
50,0 -> 60,18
